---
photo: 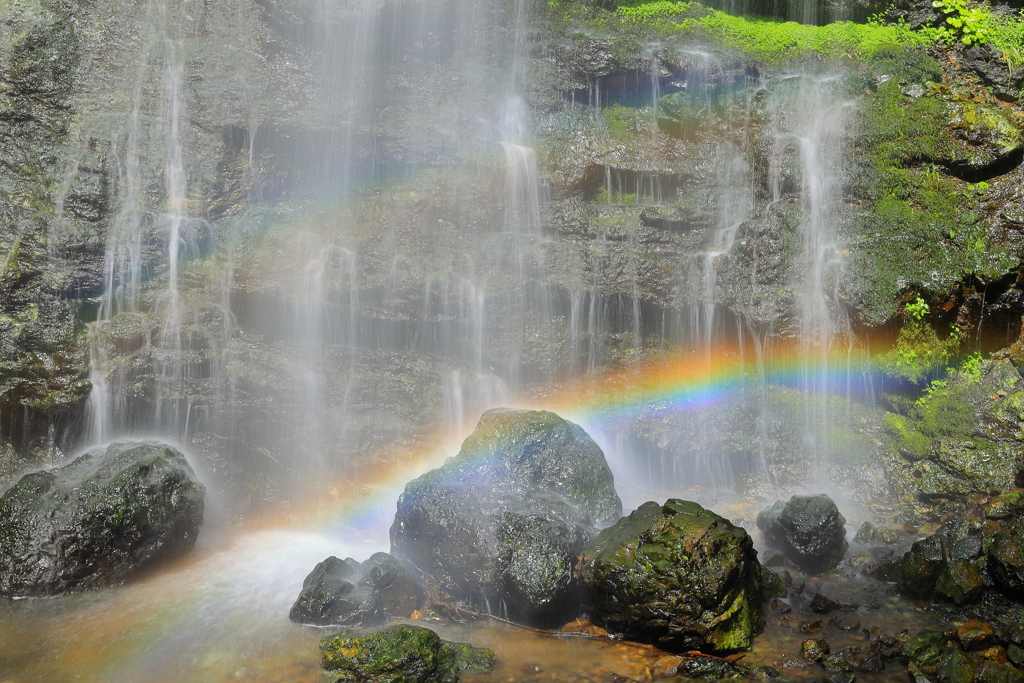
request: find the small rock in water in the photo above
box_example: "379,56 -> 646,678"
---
876,526 -> 900,545
821,654 -> 855,672
802,638 -> 831,662
833,615 -> 861,631
767,598 -> 792,614
763,552 -> 786,567
650,656 -> 684,679
957,620 -> 995,651
854,522 -> 875,544
903,630 -> 948,668
800,618 -> 826,633
869,546 -> 894,560
857,655 -> 887,673
809,593 -> 840,614
937,645 -> 976,683
751,665 -> 781,679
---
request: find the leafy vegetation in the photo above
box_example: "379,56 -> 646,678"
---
876,298 -> 966,384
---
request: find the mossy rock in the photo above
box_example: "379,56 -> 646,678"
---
319,625 -> 495,683
903,629 -> 948,668
390,409 -> 621,626
580,499 -> 767,653
0,441 -> 205,596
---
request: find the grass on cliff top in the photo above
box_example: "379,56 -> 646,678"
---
608,1 -> 929,63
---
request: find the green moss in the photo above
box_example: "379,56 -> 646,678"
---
320,626 -> 495,683
876,318 -> 964,384
607,2 -> 928,64
851,77 -> 1020,322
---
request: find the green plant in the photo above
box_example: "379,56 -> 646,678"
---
905,296 -> 929,320
876,305 -> 965,383
926,0 -> 994,46
958,350 -> 983,382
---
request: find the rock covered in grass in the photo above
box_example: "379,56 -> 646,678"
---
756,495 -> 848,574
390,408 -> 621,626
0,441 -> 205,596
290,552 -> 423,626
319,624 -> 495,683
579,499 -> 770,653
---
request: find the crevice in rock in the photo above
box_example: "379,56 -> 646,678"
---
942,146 -> 1024,184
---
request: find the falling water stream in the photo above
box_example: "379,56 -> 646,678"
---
0,0 -> 929,678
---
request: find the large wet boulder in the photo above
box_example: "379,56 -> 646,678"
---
0,441 -> 205,596
320,625 -> 495,683
390,408 -> 621,626
290,552 -> 423,626
757,495 -> 848,574
579,499 -> 769,653
897,531 -> 987,605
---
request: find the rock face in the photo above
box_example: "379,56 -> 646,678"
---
580,499 -> 769,653
757,495 -> 848,574
320,625 -> 495,683
0,441 -> 205,596
290,552 -> 423,626
390,408 -> 621,626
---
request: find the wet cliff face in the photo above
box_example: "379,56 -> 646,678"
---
3,0 -> 1024,510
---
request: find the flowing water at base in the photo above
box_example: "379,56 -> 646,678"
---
0,491 -> 946,683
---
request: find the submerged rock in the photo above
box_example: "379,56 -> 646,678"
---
580,499 -> 768,653
290,552 -> 423,626
390,408 -> 621,626
319,624 -> 495,683
757,495 -> 848,574
0,441 -> 204,596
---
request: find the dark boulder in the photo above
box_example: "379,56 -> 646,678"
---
756,495 -> 848,574
898,532 -> 986,604
290,552 -> 423,626
0,441 -> 204,596
289,556 -> 364,625
580,499 -> 768,653
320,624 -> 495,683
390,408 -> 621,626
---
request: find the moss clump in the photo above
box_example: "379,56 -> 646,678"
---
575,1 -> 929,64
876,300 -> 965,384
851,74 -> 1020,323
320,626 -> 495,683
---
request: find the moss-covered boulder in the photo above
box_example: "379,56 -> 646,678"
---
579,499 -> 768,653
756,495 -> 848,574
390,408 -> 621,626
898,531 -> 988,605
319,625 -> 495,683
0,441 -> 204,596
